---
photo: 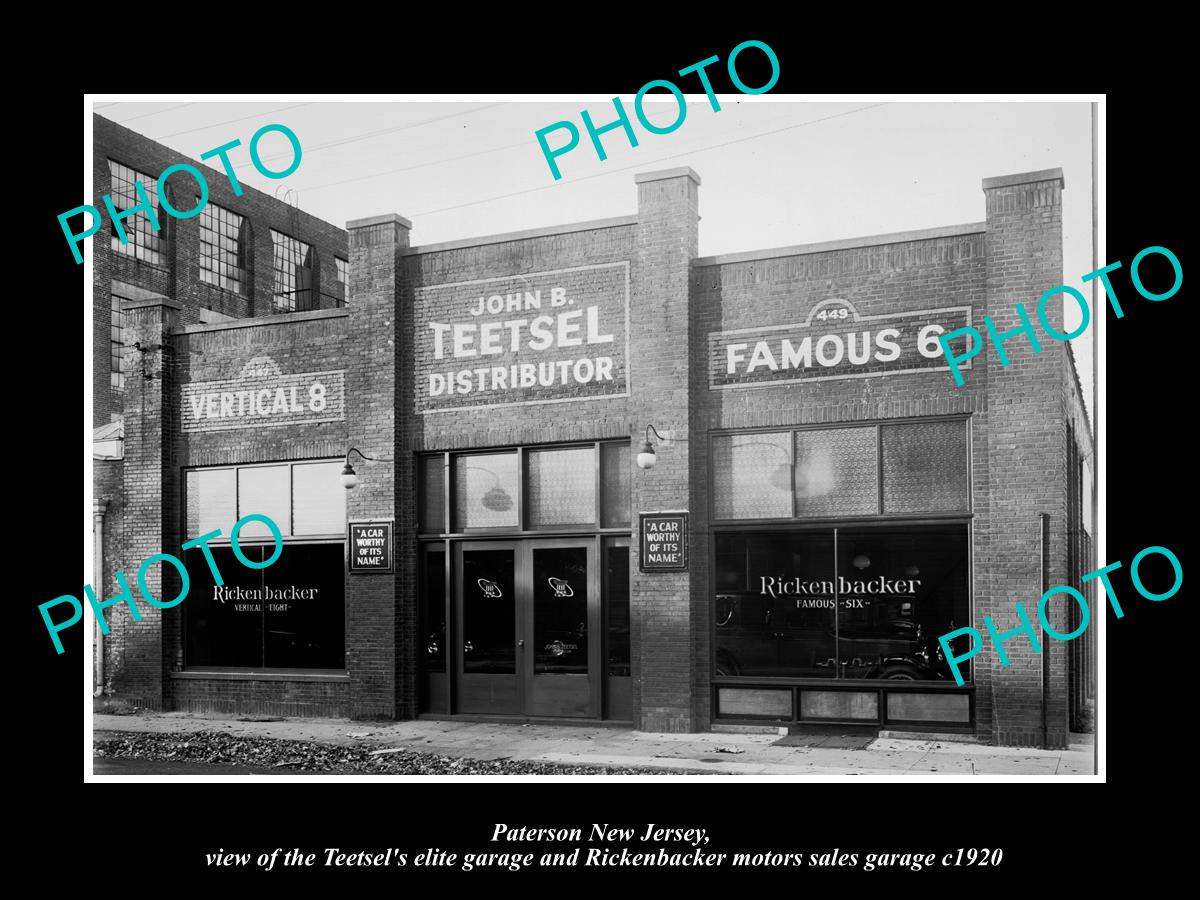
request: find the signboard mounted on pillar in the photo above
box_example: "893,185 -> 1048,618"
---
639,512 -> 688,572
348,520 -> 394,574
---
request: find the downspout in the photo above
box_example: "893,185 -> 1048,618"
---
93,499 -> 108,697
1039,512 -> 1049,749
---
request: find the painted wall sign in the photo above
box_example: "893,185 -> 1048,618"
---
348,520 -> 394,574
181,356 -> 345,432
708,299 -> 973,389
414,262 -> 630,414
639,512 -> 688,572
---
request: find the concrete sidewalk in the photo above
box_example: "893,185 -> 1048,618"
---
94,712 -> 1096,777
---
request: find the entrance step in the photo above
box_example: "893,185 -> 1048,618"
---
774,723 -> 879,749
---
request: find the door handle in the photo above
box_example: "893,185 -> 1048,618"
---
518,640 -> 525,648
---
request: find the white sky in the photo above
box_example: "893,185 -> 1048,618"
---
93,98 -> 1095,416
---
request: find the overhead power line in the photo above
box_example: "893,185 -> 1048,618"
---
408,103 -> 889,219
114,102 -> 196,123
153,103 -> 313,139
236,104 -> 502,169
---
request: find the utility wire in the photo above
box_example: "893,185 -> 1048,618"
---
113,102 -> 196,123
409,103 -> 888,218
236,104 -> 502,168
154,103 -> 313,139
302,139 -> 528,193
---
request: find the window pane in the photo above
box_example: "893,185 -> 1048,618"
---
237,465 -> 291,538
526,447 -> 596,527
423,550 -> 446,673
794,426 -> 878,518
263,544 -> 345,669
183,544 -> 264,667
292,462 -> 346,535
453,452 -> 519,529
836,526 -> 970,681
532,546 -> 588,674
712,432 -> 792,520
600,442 -> 631,528
462,548 -> 516,673
881,420 -> 969,513
419,455 -> 446,533
186,468 -> 236,538
606,543 -> 630,676
715,531 -> 836,678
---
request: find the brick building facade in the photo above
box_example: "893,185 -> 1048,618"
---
92,115 -> 1095,748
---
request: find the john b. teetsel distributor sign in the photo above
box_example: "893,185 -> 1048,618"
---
414,262 -> 630,413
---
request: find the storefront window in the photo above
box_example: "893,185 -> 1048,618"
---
183,459 -> 347,670
419,455 -> 446,533
715,524 -> 970,682
183,543 -> 345,669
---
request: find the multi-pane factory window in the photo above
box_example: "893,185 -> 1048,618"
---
335,257 -> 348,305
199,202 -> 246,294
271,229 -> 314,312
107,160 -> 165,265
110,293 -> 128,391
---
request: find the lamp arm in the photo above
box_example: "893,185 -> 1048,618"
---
345,447 -> 378,466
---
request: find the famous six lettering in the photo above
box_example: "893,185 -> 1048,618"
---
535,39 -> 780,180
937,544 -> 1182,686
38,513 -> 284,654
58,123 -> 303,264
938,245 -> 1183,387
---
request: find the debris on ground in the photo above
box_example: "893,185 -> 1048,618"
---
713,746 -> 746,754
94,731 -> 698,776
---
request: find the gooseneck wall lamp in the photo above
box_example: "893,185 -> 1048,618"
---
636,425 -> 686,470
341,447 -> 378,490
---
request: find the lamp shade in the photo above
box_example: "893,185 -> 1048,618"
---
636,441 -> 657,469
340,464 -> 358,489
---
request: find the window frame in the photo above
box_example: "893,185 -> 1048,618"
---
179,459 -> 348,674
270,228 -> 315,313
709,415 -> 972,526
106,159 -> 167,266
417,440 -> 632,539
198,200 -> 248,295
710,517 -> 975,688
110,292 -> 128,392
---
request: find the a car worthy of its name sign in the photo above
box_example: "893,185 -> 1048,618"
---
349,520 -> 394,574
640,513 -> 688,572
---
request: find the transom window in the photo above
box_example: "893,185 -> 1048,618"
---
711,418 -> 969,521
419,441 -> 630,535
107,160 -> 165,265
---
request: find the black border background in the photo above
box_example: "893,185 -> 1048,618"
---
23,30 -> 1187,886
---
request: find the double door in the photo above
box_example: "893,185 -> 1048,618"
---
455,539 -> 600,718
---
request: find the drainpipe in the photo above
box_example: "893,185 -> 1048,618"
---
93,499 -> 108,697
1039,512 -> 1049,749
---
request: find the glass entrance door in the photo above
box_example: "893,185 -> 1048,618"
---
455,542 -> 521,715
526,541 -> 597,717
453,540 -> 597,718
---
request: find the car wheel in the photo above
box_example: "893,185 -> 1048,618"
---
880,664 -> 921,680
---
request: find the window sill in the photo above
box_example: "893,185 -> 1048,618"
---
172,669 -> 350,683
